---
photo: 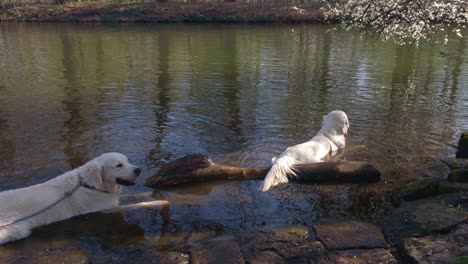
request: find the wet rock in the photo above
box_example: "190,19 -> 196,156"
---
243,241 -> 324,264
453,222 -> 468,235
0,248 -> 28,263
190,240 -> 245,264
401,159 -> 468,200
400,179 -> 454,201
263,226 -> 309,241
441,158 -> 468,170
448,168 -> 468,183
451,223 -> 468,258
417,160 -> 450,179
187,231 -> 217,246
99,241 -> 189,264
320,249 -> 398,264
34,248 -> 90,264
381,194 -> 466,243
243,250 -> 286,264
456,132 -> 468,158
156,251 -> 189,264
313,220 -> 387,250
445,182 -> 468,192
275,241 -> 325,263
240,226 -> 309,249
442,158 -> 468,182
240,226 -> 324,263
403,237 -> 455,264
0,236 -> 87,264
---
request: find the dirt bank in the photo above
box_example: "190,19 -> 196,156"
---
0,2 -> 324,23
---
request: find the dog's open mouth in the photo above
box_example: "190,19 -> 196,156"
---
116,177 -> 138,186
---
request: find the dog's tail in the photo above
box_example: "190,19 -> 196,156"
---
260,155 -> 296,192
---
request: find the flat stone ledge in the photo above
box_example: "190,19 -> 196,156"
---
317,249 -> 398,264
313,220 -> 387,250
155,251 -> 190,264
402,235 -> 462,264
275,241 -> 325,262
417,160 -> 450,179
381,195 -> 466,243
448,168 -> 468,183
239,226 -> 325,263
442,158 -> 468,170
190,240 -> 245,264
243,250 -> 286,264
35,248 -> 90,264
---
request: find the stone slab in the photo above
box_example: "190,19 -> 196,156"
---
324,249 -> 397,264
191,240 -> 245,264
244,251 -> 286,264
403,236 -> 459,264
381,196 -> 466,243
313,220 -> 387,250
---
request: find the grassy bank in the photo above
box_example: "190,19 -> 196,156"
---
0,2 -> 324,23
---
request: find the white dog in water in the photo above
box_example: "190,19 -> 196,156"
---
0,152 -> 141,245
260,110 -> 350,192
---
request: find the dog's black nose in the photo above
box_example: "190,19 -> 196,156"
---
134,167 -> 142,176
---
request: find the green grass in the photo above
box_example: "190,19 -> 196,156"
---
456,256 -> 468,264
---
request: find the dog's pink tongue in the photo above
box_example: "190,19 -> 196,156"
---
130,178 -> 138,184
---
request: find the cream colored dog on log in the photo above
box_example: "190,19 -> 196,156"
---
260,110 -> 350,192
0,152 -> 141,245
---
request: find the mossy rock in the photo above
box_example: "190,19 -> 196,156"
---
448,168 -> 468,183
190,240 -> 245,264
442,158 -> 468,170
34,249 -> 90,264
417,160 -> 450,179
456,132 -> 468,159
400,179 -> 455,201
381,194 -> 466,243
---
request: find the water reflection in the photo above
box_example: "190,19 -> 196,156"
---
147,28 -> 172,166
61,30 -> 88,168
0,23 -> 466,257
0,211 -> 145,260
0,84 -> 15,181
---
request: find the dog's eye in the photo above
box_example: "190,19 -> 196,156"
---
116,163 -> 123,168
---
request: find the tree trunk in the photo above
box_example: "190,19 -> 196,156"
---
145,154 -> 381,188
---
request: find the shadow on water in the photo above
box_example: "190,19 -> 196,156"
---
0,23 -> 466,260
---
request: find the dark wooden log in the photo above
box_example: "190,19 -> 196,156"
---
145,154 -> 381,188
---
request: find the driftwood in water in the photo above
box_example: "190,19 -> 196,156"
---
145,154 -> 381,188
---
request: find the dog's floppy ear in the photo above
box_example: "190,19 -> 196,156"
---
80,160 -> 103,188
342,120 -> 349,135
342,125 -> 348,136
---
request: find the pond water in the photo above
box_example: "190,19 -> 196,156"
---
0,23 -> 467,260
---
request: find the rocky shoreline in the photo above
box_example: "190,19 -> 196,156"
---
1,133 -> 467,263
165,133 -> 467,263
139,134 -> 468,263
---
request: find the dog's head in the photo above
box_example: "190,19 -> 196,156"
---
80,152 -> 141,192
323,110 -> 349,136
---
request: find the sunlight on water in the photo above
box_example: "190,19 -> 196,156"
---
0,23 -> 467,259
